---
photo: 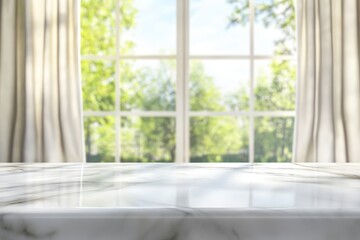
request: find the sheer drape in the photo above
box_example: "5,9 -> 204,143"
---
294,0 -> 360,162
0,0 -> 84,162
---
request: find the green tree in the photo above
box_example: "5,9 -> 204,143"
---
120,60 -> 177,162
189,61 -> 249,162
228,0 -> 295,55
82,0 -> 178,162
228,0 -> 296,162
81,0 -> 137,162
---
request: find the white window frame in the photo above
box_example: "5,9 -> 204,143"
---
81,0 -> 296,163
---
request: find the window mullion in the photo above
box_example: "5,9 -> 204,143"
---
176,0 -> 190,163
115,0 -> 121,163
184,0 -> 190,163
176,0 -> 184,163
249,0 -> 255,164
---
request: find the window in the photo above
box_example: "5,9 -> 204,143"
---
81,0 -> 296,163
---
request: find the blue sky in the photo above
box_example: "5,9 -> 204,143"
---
121,0 -> 283,55
120,0 -> 287,94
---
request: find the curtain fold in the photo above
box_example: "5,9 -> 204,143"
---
0,0 -> 84,163
294,0 -> 360,162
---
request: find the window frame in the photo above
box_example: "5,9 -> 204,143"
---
81,0 -> 296,163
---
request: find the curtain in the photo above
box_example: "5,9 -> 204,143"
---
0,0 -> 84,163
294,0 -> 360,162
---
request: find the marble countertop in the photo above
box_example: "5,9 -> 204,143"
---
1,163 -> 360,212
1,163 -> 360,240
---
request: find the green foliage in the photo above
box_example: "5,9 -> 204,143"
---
255,60 -> 296,111
81,0 -> 116,55
84,117 -> 115,163
227,0 -> 296,162
121,117 -> 176,162
119,0 -> 138,54
190,61 -> 224,111
82,61 -> 115,111
190,117 -> 249,162
255,117 -> 294,162
227,0 -> 296,55
224,87 -> 250,112
189,62 -> 249,162
120,60 -> 176,111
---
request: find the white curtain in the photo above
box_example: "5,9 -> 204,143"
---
0,0 -> 84,163
294,0 -> 360,162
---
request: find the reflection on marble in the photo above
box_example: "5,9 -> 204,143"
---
1,163 -> 360,239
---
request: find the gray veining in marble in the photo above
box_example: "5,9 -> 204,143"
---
1,163 -> 360,240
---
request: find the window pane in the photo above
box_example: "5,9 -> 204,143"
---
190,60 -> 250,111
82,61 -> 115,111
255,117 -> 294,163
121,117 -> 176,162
190,0 -> 250,55
120,0 -> 176,55
120,60 -> 176,111
84,117 -> 116,163
190,117 -> 249,162
254,0 -> 296,55
254,60 -> 296,111
81,0 -> 116,55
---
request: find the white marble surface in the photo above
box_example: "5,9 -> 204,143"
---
1,163 -> 360,239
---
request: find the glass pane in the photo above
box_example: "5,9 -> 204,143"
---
254,0 -> 296,55
255,117 -> 294,162
190,0 -> 250,55
84,117 -> 115,163
121,117 -> 176,162
81,0 -> 116,55
190,60 -> 249,111
120,60 -> 176,111
82,61 -> 115,111
190,117 -> 249,162
120,0 -> 176,55
254,60 -> 296,111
